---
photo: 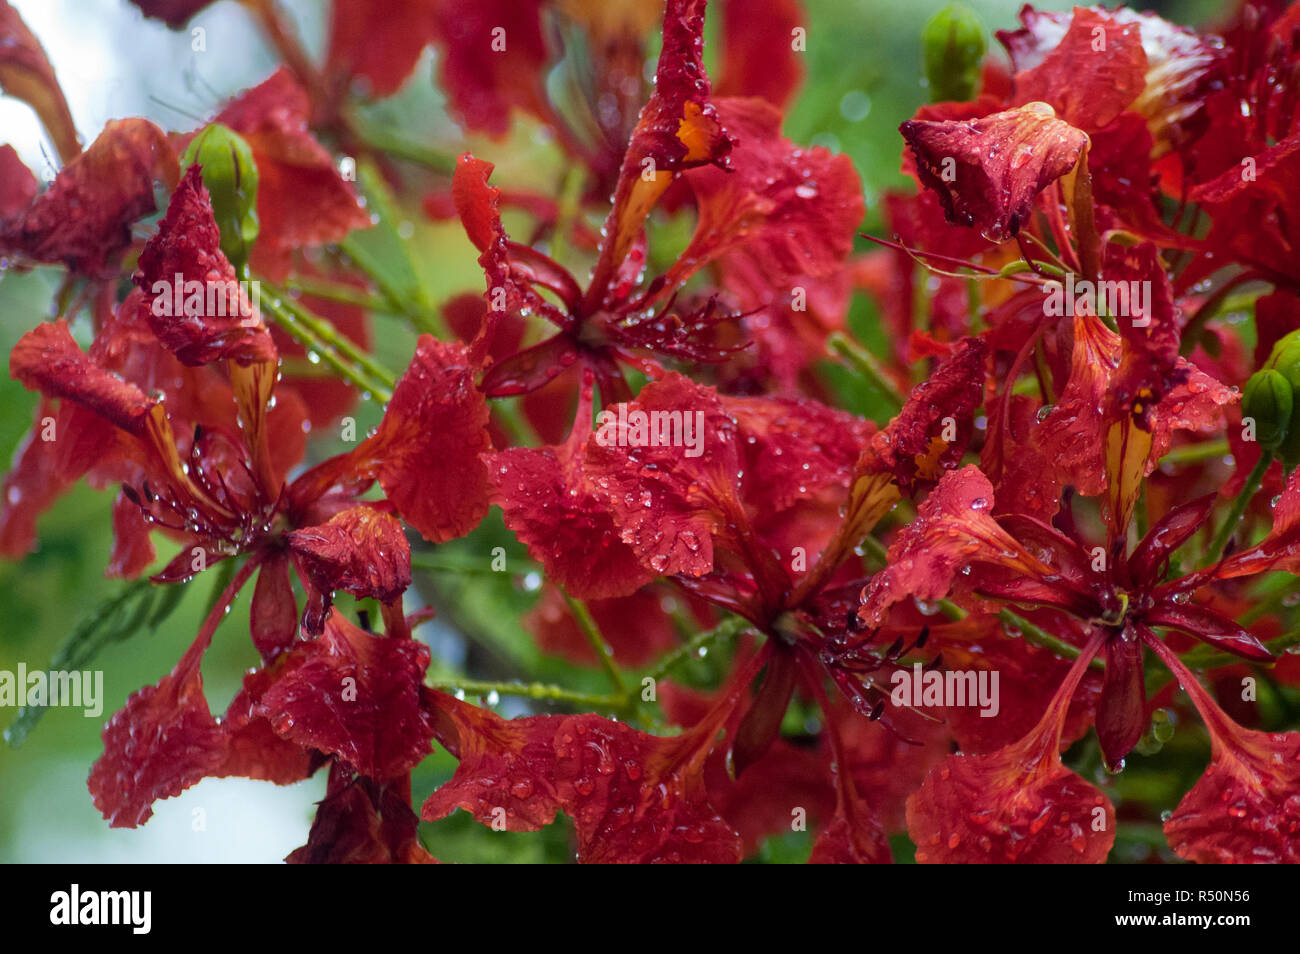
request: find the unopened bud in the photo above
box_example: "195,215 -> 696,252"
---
181,123 -> 260,272
1242,368 -> 1293,450
921,3 -> 987,103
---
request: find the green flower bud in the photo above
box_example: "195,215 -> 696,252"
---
1242,369 -> 1293,451
921,3 -> 987,103
1266,328 -> 1300,391
181,123 -> 260,272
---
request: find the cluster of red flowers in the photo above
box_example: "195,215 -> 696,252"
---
2,0 -> 1299,863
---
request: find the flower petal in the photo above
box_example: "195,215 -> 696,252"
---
256,610 -> 434,780
134,164 -> 277,367
900,102 -> 1088,242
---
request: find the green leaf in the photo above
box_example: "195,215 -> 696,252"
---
4,578 -> 187,747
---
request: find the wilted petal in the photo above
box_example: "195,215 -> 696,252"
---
10,320 -> 157,436
287,505 -> 412,628
901,102 -> 1088,242
1,119 -> 176,276
134,164 -> 277,367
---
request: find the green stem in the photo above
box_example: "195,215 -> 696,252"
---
1000,609 -> 1105,669
645,615 -> 751,684
274,285 -> 397,390
285,276 -> 392,312
563,591 -> 628,699
412,557 -> 518,577
426,678 -> 623,709
1204,452 -> 1271,566
1162,439 -> 1229,465
260,292 -> 394,401
827,333 -> 906,409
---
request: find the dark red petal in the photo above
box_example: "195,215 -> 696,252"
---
88,642 -> 223,828
900,102 -> 1088,242
10,320 -> 157,436
107,489 -> 155,578
287,505 -> 412,607
859,465 -> 1053,629
256,610 -> 434,780
420,691 -> 567,830
672,96 -> 863,287
491,444 -> 653,600
134,164 -> 277,367
808,810 -> 892,864
583,372 -> 747,579
480,334 -> 581,398
1011,7 -> 1148,131
289,768 -> 435,864
0,0 -> 79,161
0,143 -> 38,218
1144,603 -> 1273,662
930,616 -> 1103,755
353,336 -> 492,543
714,0 -> 804,108
1164,728 -> 1300,864
584,0 -> 734,307
249,551 -> 299,660
864,336 -> 985,494
216,662 -> 315,784
326,0 -> 436,97
1190,132 -> 1300,287
905,633 -> 1115,863
1214,467 -> 1300,580
126,0 -> 216,29
448,153 -> 565,364
1128,494 -> 1216,586
998,4 -> 1221,153
431,0 -> 549,137
0,400 -> 114,558
1146,638 -> 1300,863
1,119 -> 176,276
1095,627 -> 1146,770
553,713 -> 742,863
729,650 -> 799,778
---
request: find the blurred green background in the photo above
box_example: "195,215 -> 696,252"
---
0,0 -> 1221,863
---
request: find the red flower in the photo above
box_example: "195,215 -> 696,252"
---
901,102 -> 1088,243
861,465 -> 1273,770
1,119 -> 177,276
450,0 -> 861,402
